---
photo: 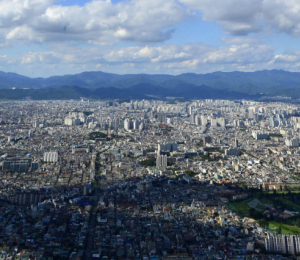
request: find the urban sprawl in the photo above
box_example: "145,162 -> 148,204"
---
2,99 -> 300,260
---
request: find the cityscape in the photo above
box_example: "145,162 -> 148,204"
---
2,0 -> 300,259
1,99 -> 300,259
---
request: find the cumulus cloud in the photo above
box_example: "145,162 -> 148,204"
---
0,0 -> 188,44
1,0 -> 300,76
0,0 -> 56,28
0,40 -> 283,76
262,0 -> 300,36
1,0 -> 299,45
180,0 -> 300,36
0,0 -> 300,45
180,0 -> 263,35
4,38 -> 300,77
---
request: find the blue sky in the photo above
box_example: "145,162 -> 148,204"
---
0,0 -> 300,77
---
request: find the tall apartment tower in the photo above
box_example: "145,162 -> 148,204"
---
158,113 -> 166,124
124,119 -> 131,131
133,119 -> 140,130
190,113 -> 196,124
234,138 -> 239,148
156,154 -> 167,168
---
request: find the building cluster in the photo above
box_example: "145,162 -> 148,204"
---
0,98 -> 300,258
265,234 -> 300,255
89,176 -> 266,260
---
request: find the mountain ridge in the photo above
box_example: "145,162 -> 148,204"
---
0,69 -> 300,98
0,84 -> 262,101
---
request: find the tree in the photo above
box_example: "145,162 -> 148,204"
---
185,170 -> 196,177
278,226 -> 282,234
258,219 -> 266,227
297,218 -> 300,228
265,184 -> 269,192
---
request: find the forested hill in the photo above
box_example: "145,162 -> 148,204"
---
0,69 -> 300,99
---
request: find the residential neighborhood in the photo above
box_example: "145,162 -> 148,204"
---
1,99 -> 300,259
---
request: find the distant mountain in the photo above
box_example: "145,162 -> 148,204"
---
0,84 -> 261,100
0,69 -> 300,98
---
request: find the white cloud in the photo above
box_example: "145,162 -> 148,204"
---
180,0 -> 300,36
179,0 -> 263,35
0,40 -> 290,77
1,0 -> 300,76
262,0 -> 300,36
0,0 -> 188,44
0,0 -> 300,45
0,0 -> 56,27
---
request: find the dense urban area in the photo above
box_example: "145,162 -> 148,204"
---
2,98 -> 300,260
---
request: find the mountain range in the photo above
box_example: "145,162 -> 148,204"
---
0,69 -> 299,100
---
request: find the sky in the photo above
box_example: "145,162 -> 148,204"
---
1,0 -> 300,77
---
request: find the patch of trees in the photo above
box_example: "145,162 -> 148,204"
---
140,159 -> 156,167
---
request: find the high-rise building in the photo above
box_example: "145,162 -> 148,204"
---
285,138 -> 299,147
269,117 -> 279,128
204,136 -> 212,144
124,119 -> 131,131
217,118 -> 226,128
158,142 -> 178,153
234,138 -> 239,148
211,119 -> 217,127
156,154 -> 167,168
252,131 -> 269,140
269,117 -> 275,128
64,117 -> 80,126
139,122 -> 144,131
195,115 -> 201,126
225,148 -> 240,156
265,235 -> 300,255
201,115 -> 207,126
158,113 -> 166,124
3,158 -> 36,173
190,113 -> 196,124
133,119 -> 139,130
43,152 -> 59,163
